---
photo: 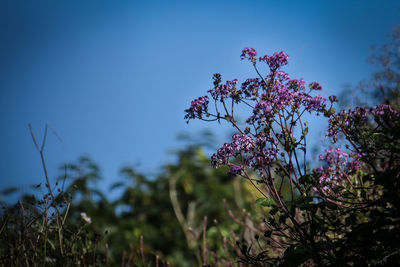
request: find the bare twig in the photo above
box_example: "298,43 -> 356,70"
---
29,123 -> 64,256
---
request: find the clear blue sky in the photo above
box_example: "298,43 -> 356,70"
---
1,0 -> 399,200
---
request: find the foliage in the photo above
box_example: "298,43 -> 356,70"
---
0,129 -> 267,266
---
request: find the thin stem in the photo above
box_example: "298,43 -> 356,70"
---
297,113 -> 307,175
242,169 -> 270,199
29,124 -> 64,256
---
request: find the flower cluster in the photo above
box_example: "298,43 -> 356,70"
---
184,96 -> 209,122
208,78 -> 239,101
287,79 -> 306,91
327,104 -> 400,143
211,134 -> 254,168
303,94 -> 327,112
371,104 -> 400,127
309,81 -> 322,91
243,147 -> 277,171
240,47 -> 258,60
316,147 -> 362,191
240,78 -> 263,97
242,79 -> 327,126
210,132 -> 278,176
246,101 -> 273,124
275,71 -> 290,81
259,51 -> 289,71
327,107 -> 369,142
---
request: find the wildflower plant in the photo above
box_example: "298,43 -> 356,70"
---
186,47 -> 334,208
185,48 -> 400,265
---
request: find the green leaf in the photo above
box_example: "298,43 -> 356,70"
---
256,198 -> 276,207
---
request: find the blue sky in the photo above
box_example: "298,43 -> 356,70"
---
0,0 -> 399,200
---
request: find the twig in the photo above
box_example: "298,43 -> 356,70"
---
29,123 -> 64,256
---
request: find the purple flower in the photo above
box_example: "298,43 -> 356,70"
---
304,94 -> 327,112
315,147 -> 363,191
208,79 -> 239,100
211,142 -> 234,167
184,96 -> 209,122
231,134 -> 254,152
327,107 -> 369,142
240,78 -> 262,97
241,47 -> 258,60
229,165 -> 243,176
288,79 -> 306,91
275,71 -> 290,81
259,51 -> 289,71
211,134 -> 255,168
370,104 -> 400,126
